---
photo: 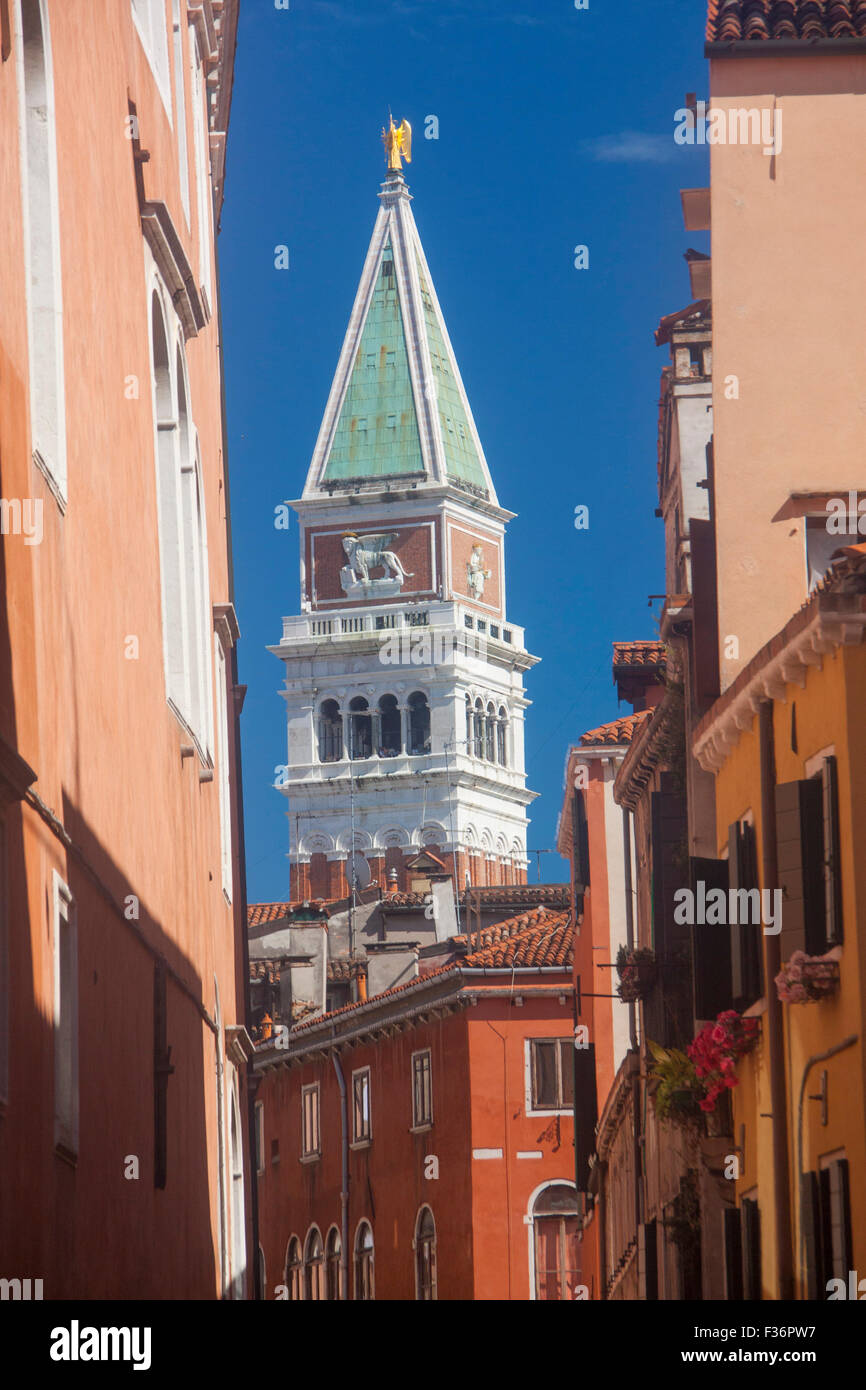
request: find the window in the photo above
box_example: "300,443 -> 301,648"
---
473,699 -> 484,759
378,694 -> 401,757
150,291 -> 212,758
348,697 -> 372,761
171,0 -> 190,223
415,1207 -> 437,1300
325,1227 -> 343,1300
532,1185 -> 581,1301
254,1101 -> 264,1175
301,1083 -> 320,1159
408,691 -> 430,756
802,1154 -> 853,1299
485,702 -> 496,762
352,1068 -> 371,1145
412,1050 -> 433,1129
18,0 -> 66,501
529,1038 -> 574,1113
304,1227 -> 324,1300
189,25 -> 212,305
131,0 -> 171,111
285,1237 -> 302,1300
776,757 -> 842,961
497,708 -> 507,766
318,699 -> 343,763
214,637 -> 232,900
53,873 -> 78,1155
354,1222 -> 374,1300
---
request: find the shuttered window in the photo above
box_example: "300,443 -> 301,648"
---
742,1197 -> 762,1301
573,1043 -> 597,1191
690,855 -> 732,1019
571,789 -> 590,896
728,819 -> 762,1008
776,762 -> 842,958
803,1156 -> 852,1297
724,1207 -> 744,1300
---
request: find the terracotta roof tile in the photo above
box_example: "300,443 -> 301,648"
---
459,884 -> 570,907
612,640 -> 667,669
248,902 -> 294,927
270,909 -> 573,1042
707,0 -> 866,42
460,909 -> 573,969
579,709 -> 654,747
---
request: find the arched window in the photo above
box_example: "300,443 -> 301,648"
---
354,1221 -> 375,1301
318,699 -> 343,763
532,1184 -> 581,1301
465,694 -> 472,752
348,697 -> 372,760
408,691 -> 430,756
415,1207 -> 437,1300
229,1089 -> 247,1299
378,694 -> 401,757
497,707 -> 508,765
18,0 -> 66,499
485,702 -> 496,762
304,1227 -> 324,1301
473,700 -> 484,759
325,1227 -> 342,1301
285,1237 -> 302,1300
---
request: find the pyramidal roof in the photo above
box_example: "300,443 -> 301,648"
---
303,169 -> 498,506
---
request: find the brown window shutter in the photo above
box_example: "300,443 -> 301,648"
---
689,855 -> 731,1018
821,757 -> 843,946
690,517 -> 720,710
573,1043 -> 597,1192
741,1198 -> 762,1301
572,789 -> 590,896
775,780 -> 823,960
723,1207 -> 744,1300
800,1171 -> 824,1300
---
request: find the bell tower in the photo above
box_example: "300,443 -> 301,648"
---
271,125 -> 538,900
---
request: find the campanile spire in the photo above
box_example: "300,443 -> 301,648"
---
270,137 -> 538,902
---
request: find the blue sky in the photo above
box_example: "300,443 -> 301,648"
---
219,0 -> 711,905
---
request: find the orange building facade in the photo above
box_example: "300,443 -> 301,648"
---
254,907 -> 580,1300
0,0 -> 253,1298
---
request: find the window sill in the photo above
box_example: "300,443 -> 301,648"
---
299,1152 -> 321,1165
409,1123 -> 433,1135
527,1107 -> 572,1118
349,1139 -> 372,1151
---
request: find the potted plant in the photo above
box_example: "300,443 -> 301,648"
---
687,1010 -> 760,1114
616,945 -> 657,1002
775,950 -> 840,1004
647,1042 -> 704,1122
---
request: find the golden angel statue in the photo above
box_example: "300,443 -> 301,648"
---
382,115 -> 412,171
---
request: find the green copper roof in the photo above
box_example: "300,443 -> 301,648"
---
323,241 -> 423,481
416,254 -> 486,491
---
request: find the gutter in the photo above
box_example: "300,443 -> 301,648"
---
758,701 -> 793,1301
706,39 -> 866,57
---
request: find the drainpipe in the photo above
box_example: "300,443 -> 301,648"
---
622,810 -> 643,1269
332,1053 -> 350,1299
758,700 -> 793,1301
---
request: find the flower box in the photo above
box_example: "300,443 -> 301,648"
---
775,950 -> 840,1004
616,947 -> 657,1003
